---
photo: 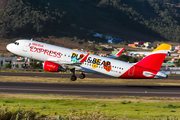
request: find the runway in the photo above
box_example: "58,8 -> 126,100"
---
0,72 -> 107,78
0,72 -> 180,97
0,82 -> 180,97
0,72 -> 179,79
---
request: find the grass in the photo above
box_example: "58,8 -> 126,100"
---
0,75 -> 180,85
0,93 -> 180,119
0,73 -> 180,119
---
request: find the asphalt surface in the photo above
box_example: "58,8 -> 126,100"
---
0,82 -> 180,97
0,72 -> 107,78
0,72 -> 180,97
0,72 -> 179,79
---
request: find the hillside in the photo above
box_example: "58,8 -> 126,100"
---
1,0 -> 180,45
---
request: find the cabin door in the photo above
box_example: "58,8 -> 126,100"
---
128,66 -> 135,76
22,42 -> 30,52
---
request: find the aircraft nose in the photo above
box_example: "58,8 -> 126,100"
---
6,44 -> 13,52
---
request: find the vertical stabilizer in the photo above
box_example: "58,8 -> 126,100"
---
135,43 -> 171,71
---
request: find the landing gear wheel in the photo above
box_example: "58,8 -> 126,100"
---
79,74 -> 85,79
71,75 -> 77,81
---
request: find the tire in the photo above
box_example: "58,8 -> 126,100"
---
79,74 -> 85,79
71,75 -> 77,81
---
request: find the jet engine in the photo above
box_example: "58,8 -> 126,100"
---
43,61 -> 65,72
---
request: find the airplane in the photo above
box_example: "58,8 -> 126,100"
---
6,39 -> 170,81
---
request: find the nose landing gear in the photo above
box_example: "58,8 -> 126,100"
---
71,75 -> 77,81
70,68 -> 77,81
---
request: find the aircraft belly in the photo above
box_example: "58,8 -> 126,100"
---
81,65 -> 128,78
81,67 -> 96,73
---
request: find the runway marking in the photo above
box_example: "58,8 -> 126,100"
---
0,87 -> 180,94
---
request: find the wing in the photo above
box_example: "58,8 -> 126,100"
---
106,47 -> 125,59
47,53 -> 89,68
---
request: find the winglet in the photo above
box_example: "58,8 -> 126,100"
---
80,53 -> 89,63
116,47 -> 125,56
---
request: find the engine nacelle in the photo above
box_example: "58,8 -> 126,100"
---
43,61 -> 65,72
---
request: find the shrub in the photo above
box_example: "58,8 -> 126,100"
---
3,63 -> 11,68
0,107 -> 39,120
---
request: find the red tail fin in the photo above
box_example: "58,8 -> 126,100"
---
135,43 -> 171,71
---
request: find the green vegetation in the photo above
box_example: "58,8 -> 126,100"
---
116,55 -> 138,63
0,107 -> 38,120
177,59 -> 180,67
30,60 -> 43,69
0,0 -> 66,38
0,94 -> 180,119
1,0 -> 180,43
97,0 -> 180,42
3,63 -> 11,68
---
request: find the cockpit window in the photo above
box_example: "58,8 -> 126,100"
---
13,41 -> 19,45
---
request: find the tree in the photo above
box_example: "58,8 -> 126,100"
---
30,60 -> 43,69
3,63 -> 11,68
0,0 -> 66,37
177,59 -> 180,67
116,55 -> 138,63
15,64 -> 19,68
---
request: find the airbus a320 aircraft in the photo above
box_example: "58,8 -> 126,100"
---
6,39 -> 170,81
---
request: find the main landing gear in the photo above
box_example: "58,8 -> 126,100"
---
79,73 -> 85,79
70,69 -> 85,81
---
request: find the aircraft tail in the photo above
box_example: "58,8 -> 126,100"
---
135,43 -> 171,71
